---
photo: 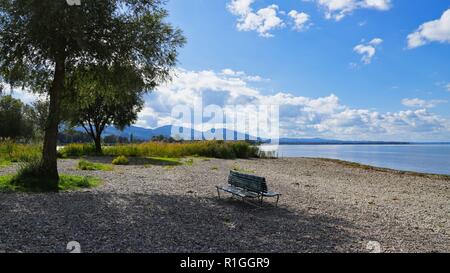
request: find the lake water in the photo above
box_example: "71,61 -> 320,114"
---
260,144 -> 450,175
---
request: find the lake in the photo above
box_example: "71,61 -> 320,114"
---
260,144 -> 450,175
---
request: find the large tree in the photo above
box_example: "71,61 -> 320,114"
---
65,65 -> 145,154
0,0 -> 185,189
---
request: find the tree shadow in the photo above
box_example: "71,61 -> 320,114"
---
0,192 -> 365,253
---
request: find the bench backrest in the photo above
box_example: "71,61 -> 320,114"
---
228,170 -> 268,193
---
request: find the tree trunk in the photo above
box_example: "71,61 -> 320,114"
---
94,134 -> 102,155
41,59 -> 65,189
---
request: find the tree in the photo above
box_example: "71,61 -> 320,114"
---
0,95 -> 34,140
0,0 -> 185,189
65,65 -> 145,154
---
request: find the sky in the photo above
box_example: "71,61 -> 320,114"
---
8,0 -> 450,141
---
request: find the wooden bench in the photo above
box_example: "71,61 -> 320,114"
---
216,170 -> 281,207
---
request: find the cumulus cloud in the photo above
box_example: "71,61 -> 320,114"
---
353,38 -> 383,64
227,0 -> 285,37
316,0 -> 391,21
401,98 -> 447,109
136,68 -> 450,141
288,10 -> 311,31
407,9 -> 450,49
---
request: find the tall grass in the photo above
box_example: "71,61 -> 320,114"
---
0,140 -> 41,163
59,141 -> 259,159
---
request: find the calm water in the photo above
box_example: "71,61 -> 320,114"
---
260,144 -> 450,175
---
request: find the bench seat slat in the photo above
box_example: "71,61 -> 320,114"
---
216,186 -> 259,198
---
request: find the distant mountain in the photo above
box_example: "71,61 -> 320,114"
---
75,125 -> 423,144
77,125 -> 261,141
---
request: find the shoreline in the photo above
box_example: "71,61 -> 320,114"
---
298,157 -> 450,180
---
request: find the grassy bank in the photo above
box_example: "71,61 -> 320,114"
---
59,141 -> 259,159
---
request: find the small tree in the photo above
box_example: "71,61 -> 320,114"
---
65,65 -> 145,154
0,0 -> 185,189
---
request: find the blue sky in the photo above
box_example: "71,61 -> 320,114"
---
134,0 -> 449,141
8,0 -> 450,141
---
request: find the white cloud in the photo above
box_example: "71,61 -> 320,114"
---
407,9 -> 450,49
446,83 -> 450,92
353,38 -> 383,64
316,0 -> 391,21
288,10 -> 311,31
136,68 -> 450,141
401,98 -> 447,109
0,83 -> 43,104
227,1 -> 285,37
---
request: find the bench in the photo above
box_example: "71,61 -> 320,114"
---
216,170 -> 281,207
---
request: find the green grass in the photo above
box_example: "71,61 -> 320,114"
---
77,160 -> 113,171
145,157 -> 183,166
232,165 -> 256,174
0,141 -> 41,163
0,174 -> 101,193
184,158 -> 194,166
0,158 -> 12,168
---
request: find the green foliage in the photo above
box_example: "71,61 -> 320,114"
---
77,160 -> 113,171
0,140 -> 41,163
112,155 -> 129,165
58,143 -> 97,158
102,141 -> 259,159
63,64 -> 147,153
0,174 -> 101,193
58,141 -> 260,159
0,0 -> 186,184
0,95 -> 36,140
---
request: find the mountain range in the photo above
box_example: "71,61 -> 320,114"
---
79,125 -> 417,145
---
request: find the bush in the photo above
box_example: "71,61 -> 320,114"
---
112,155 -> 129,165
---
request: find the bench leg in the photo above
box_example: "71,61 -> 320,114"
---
275,195 -> 280,207
216,188 -> 221,199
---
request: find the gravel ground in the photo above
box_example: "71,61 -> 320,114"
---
0,157 -> 449,253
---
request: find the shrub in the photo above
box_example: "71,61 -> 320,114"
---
112,155 -> 129,165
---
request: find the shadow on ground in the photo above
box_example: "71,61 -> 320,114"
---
0,192 -> 365,253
